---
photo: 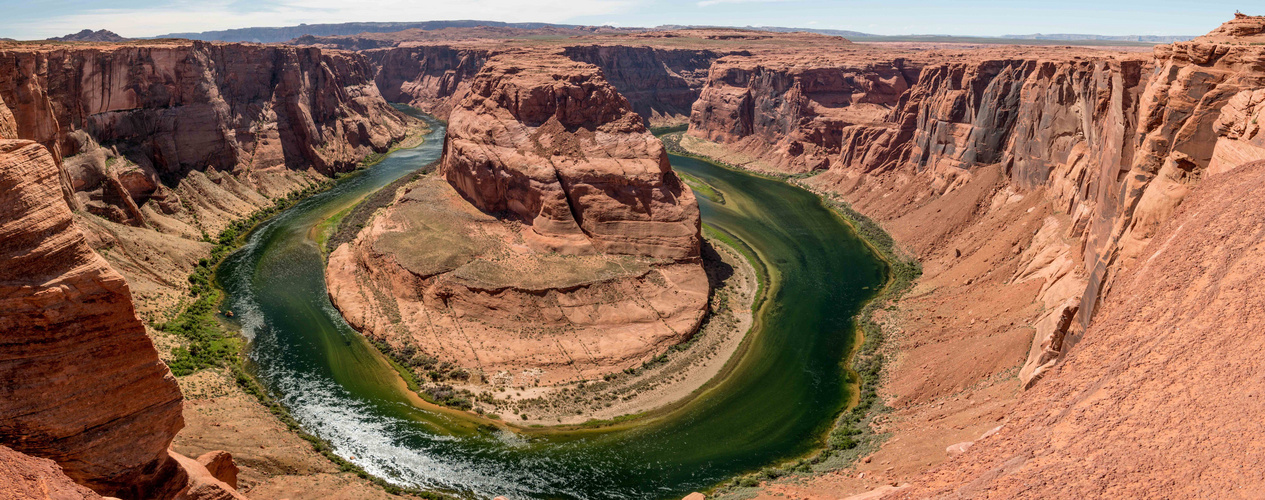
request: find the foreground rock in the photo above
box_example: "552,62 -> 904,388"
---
0,445 -> 104,500
1,118 -> 244,498
0,138 -> 184,497
327,53 -> 707,391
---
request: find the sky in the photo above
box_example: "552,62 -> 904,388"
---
0,0 -> 1250,40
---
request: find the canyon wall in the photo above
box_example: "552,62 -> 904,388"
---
366,45 -> 491,119
893,158 -> 1265,498
0,41 -> 421,317
327,53 -> 707,389
688,52 -> 923,173
0,137 -> 186,498
561,45 -> 724,125
688,33 -> 1265,387
363,43 -> 721,126
0,41 -> 415,229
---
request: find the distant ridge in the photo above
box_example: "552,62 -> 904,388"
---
655,25 -> 876,38
47,29 -> 128,42
659,25 -> 1183,46
154,20 -> 597,43
144,19 -> 1193,47
1003,33 -> 1194,43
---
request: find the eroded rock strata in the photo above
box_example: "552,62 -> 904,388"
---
0,40 -> 416,499
327,53 -> 707,388
892,159 -> 1265,498
687,28 -> 1265,389
677,15 -> 1265,498
0,40 -> 421,316
0,138 -> 183,498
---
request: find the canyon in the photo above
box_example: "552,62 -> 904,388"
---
1,11 -> 1264,500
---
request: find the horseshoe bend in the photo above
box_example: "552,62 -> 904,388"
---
2,10 -> 1265,500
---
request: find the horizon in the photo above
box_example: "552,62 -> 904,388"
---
0,0 -> 1250,41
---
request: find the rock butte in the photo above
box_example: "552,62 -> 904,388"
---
326,53 -> 707,387
0,12 -> 1264,499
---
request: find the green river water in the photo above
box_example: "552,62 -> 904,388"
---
217,110 -> 888,499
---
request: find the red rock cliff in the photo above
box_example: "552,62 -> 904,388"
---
443,52 -> 701,260
687,34 -> 1265,386
0,41 -> 415,225
0,138 -> 185,498
562,45 -> 725,125
366,45 -> 491,120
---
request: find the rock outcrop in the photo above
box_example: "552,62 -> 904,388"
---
327,53 -> 707,388
0,41 -> 416,225
0,445 -> 105,500
0,138 -> 185,498
443,53 -> 701,259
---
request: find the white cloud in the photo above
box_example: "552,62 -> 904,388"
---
695,0 -> 790,8
21,0 -> 642,39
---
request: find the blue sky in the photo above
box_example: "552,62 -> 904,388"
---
0,0 -> 1248,40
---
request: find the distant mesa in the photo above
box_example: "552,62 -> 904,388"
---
46,29 -> 128,42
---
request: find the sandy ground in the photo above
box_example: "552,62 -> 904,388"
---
173,368 -> 403,499
490,236 -> 759,425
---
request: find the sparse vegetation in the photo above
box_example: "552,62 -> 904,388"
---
160,180 -> 337,376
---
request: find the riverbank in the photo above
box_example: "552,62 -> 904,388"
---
669,132 -> 1035,499
143,117 -> 436,499
660,132 -> 920,496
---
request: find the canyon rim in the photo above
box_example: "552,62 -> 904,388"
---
2,8 -> 1265,500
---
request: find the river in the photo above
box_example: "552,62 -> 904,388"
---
216,108 -> 888,499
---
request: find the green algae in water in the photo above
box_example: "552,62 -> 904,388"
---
217,111 -> 888,499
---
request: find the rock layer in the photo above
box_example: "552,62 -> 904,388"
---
443,53 -> 701,259
0,41 -> 415,225
892,159 -> 1265,498
0,138 -> 184,498
0,445 -> 105,500
688,31 -> 1265,386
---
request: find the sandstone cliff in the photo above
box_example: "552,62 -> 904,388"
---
443,53 -> 701,259
688,30 -> 1265,388
327,53 -> 707,389
562,45 -> 724,126
688,51 -> 923,173
890,158 -> 1265,498
677,15 -> 1265,499
0,138 -> 185,498
0,41 -> 423,318
366,45 -> 491,120
0,41 -> 415,229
